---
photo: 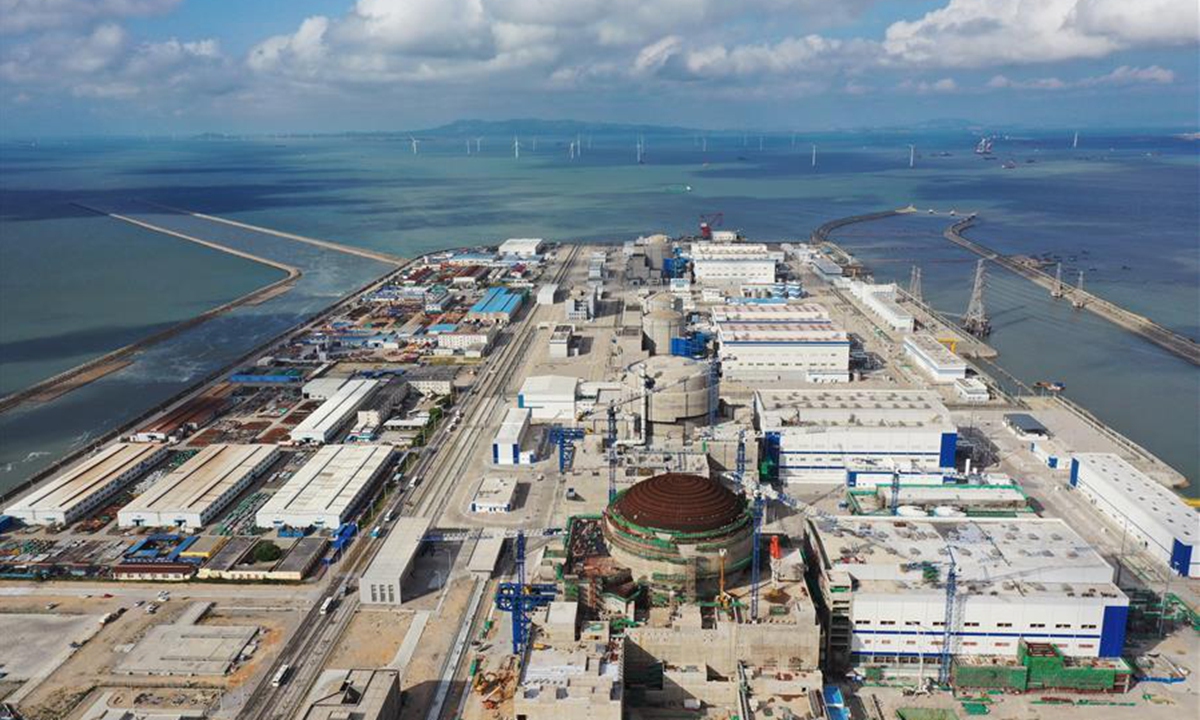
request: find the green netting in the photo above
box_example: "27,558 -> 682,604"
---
897,709 -> 959,720
952,663 -> 1028,691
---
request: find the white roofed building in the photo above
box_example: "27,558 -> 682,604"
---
118,444 -> 279,529
360,516 -> 432,605
518,375 -> 580,422
4,443 -> 167,526
1070,453 -> 1199,578
255,445 -> 393,530
499,237 -> 545,258
290,379 -> 380,444
717,321 -> 850,383
691,243 -> 779,285
755,389 -> 958,486
904,334 -> 967,384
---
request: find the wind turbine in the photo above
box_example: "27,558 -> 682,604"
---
636,135 -> 645,164
811,143 -> 817,168
409,136 -> 419,155
475,137 -> 482,153
466,139 -> 472,155
1072,131 -> 1079,149
908,144 -> 916,168
569,141 -> 576,160
514,136 -> 520,159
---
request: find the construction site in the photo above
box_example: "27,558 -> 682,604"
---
0,222 -> 1197,720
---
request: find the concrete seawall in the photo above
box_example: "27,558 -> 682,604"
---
0,207 -> 304,414
945,216 -> 1200,366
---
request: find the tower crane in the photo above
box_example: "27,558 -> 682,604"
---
493,531 -> 557,655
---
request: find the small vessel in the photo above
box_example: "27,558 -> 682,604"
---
975,137 -> 993,155
1002,160 -> 1017,169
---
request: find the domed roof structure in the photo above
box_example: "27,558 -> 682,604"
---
610,473 -> 745,533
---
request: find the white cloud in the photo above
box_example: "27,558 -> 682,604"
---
986,64 -> 1174,90
898,77 -> 958,93
0,0 -> 180,35
883,0 -> 1198,68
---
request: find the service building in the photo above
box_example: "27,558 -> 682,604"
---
903,334 -> 967,384
717,322 -> 850,383
755,389 -> 958,485
360,516 -> 432,605
290,379 -> 381,444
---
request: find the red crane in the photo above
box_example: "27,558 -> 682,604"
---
699,212 -> 724,239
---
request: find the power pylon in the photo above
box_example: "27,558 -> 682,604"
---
962,259 -> 992,337
1050,262 -> 1064,298
909,265 -> 923,303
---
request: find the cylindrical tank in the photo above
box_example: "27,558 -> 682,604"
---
896,505 -> 925,517
642,308 -> 684,355
627,356 -> 714,424
932,505 -> 965,517
644,234 -> 670,271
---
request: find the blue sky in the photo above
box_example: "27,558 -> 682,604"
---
1,0 -> 1197,135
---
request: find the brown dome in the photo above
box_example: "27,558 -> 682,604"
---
610,473 -> 746,533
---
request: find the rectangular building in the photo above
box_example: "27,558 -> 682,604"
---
566,285 -> 598,321
717,322 -> 850,382
710,303 -> 830,324
290,379 -> 380,444
692,243 -> 778,285
301,668 -> 402,720
755,389 -> 957,485
467,286 -> 524,324
537,283 -> 560,305
436,324 -> 498,353
499,237 -> 545,258
518,375 -> 579,422
857,284 -> 915,332
807,517 -> 1129,671
255,445 -> 393,530
492,407 -> 534,465
471,477 -> 518,513
903,334 -> 967,384
1070,453 -> 1199,578
118,444 -> 279,529
4,443 -> 167,525
360,516 -> 432,605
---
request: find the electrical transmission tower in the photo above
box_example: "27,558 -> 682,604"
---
908,265 -> 923,303
962,259 -> 992,337
1050,262 -> 1064,298
1071,270 -> 1086,309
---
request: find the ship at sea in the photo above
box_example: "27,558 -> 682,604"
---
975,137 -> 994,155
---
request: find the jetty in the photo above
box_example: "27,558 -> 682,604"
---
945,216 -> 1200,366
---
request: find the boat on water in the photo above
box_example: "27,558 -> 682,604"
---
975,137 -> 993,155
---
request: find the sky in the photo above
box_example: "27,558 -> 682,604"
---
0,0 -> 1197,135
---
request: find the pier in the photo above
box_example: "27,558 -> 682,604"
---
945,216 -> 1200,366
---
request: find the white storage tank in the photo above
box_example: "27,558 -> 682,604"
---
626,355 -> 715,425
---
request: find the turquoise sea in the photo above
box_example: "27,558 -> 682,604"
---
0,131 -> 1196,495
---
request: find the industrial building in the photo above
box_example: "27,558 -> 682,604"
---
806,516 -> 1129,673
755,389 -> 958,485
602,473 -> 753,592
548,324 -> 576,358
254,444 -> 393,530
536,283 -> 559,305
903,333 -> 967,383
810,256 -> 844,282
301,668 -> 402,720
290,379 -> 380,444
566,284 -> 598,321
710,302 -> 830,324
4,443 -> 167,525
955,377 -> 990,403
691,243 -> 779,285
435,324 -> 498,354
360,516 -> 432,605
302,377 -> 348,401
403,365 -> 459,396
514,620 -> 624,720
716,321 -> 850,383
850,281 -> 915,332
467,286 -> 524,324
118,444 -> 279,529
499,237 -> 545,258
517,375 -> 579,422
492,407 -> 535,465
1070,453 -> 1199,578
470,476 -> 517,513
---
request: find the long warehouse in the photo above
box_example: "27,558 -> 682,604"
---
717,322 -> 850,383
290,379 -> 380,444
255,444 -> 393,530
4,443 -> 167,526
118,444 -> 279,529
1070,453 -> 1199,578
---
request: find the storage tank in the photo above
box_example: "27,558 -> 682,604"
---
644,234 -> 670,271
645,292 -> 679,313
626,355 -> 715,425
932,505 -> 966,517
642,308 -> 684,355
896,505 -> 926,517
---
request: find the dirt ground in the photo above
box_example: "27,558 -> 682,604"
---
325,607 -> 414,668
399,577 -> 477,720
